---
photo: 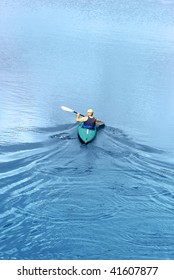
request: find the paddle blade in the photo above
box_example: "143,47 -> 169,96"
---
96,120 -> 105,126
61,106 -> 74,113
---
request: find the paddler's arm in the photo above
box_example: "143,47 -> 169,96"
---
76,113 -> 88,122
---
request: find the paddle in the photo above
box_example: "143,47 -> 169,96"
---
61,106 -> 105,126
61,106 -> 85,117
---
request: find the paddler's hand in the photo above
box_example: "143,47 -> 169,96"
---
77,113 -> 80,118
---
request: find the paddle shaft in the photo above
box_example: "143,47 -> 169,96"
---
73,110 -> 85,117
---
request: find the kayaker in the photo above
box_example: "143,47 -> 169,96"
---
76,109 -> 96,129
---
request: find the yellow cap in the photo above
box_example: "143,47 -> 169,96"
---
87,109 -> 94,113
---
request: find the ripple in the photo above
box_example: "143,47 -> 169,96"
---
1,123 -> 174,259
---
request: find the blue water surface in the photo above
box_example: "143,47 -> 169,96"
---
0,0 -> 174,259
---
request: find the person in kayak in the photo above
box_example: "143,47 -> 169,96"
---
76,109 -> 96,129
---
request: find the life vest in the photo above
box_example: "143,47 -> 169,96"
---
83,117 -> 96,129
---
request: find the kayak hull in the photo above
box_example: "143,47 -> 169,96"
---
78,123 -> 97,143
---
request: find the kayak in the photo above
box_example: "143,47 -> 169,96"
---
78,123 -> 97,143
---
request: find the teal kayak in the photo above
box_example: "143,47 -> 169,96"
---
78,123 -> 97,143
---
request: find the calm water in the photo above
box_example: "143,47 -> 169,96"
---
0,0 -> 174,259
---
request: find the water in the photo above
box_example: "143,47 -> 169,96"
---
0,0 -> 174,260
